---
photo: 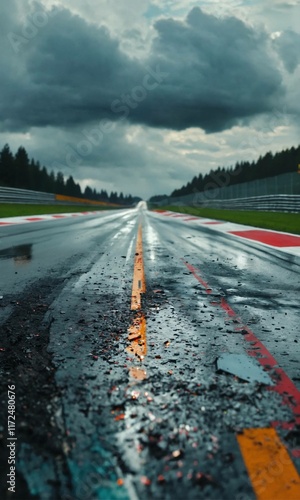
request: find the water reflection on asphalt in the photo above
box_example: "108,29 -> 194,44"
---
0,243 -> 33,264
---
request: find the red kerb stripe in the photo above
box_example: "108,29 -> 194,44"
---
229,230 -> 300,247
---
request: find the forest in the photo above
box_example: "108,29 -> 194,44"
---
167,144 -> 300,199
0,144 -> 137,205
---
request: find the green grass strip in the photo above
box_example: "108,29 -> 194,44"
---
157,206 -> 300,235
0,204 -> 115,218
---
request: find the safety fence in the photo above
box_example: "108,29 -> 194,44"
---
152,173 -> 300,213
153,194 -> 300,213
186,194 -> 300,213
0,187 -> 119,206
0,186 -> 55,204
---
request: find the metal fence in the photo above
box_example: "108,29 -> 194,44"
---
0,186 -> 55,204
178,194 -> 300,213
0,187 -> 126,207
153,173 -> 300,212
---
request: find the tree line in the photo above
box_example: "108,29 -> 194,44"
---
162,144 -> 300,199
0,144 -> 138,205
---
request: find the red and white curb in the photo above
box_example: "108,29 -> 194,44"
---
0,211 -> 101,227
154,210 -> 300,257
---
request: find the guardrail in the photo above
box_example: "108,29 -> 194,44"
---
0,187 -> 120,206
0,187 -> 55,204
151,172 -> 300,212
193,194 -> 300,213
152,194 -> 300,213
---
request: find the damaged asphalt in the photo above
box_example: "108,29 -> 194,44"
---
0,206 -> 299,499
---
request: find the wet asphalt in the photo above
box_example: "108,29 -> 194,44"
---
0,204 -> 299,500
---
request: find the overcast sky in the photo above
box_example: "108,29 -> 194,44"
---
1,0 -> 299,198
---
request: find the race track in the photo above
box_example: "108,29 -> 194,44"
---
0,203 -> 300,500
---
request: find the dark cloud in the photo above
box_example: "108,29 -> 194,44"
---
134,8 -> 284,132
272,30 -> 300,73
1,4 -> 142,131
0,4 -> 287,134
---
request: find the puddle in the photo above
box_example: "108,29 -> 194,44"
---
0,244 -> 33,266
229,295 -> 275,309
217,353 -> 273,385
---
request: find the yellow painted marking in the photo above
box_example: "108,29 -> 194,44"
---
127,224 -> 147,371
127,312 -> 147,360
237,428 -> 300,500
129,366 -> 147,380
131,224 -> 146,310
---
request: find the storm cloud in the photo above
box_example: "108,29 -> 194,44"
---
133,8 -> 284,131
272,30 -> 300,73
1,4 -> 285,133
0,1 -> 298,199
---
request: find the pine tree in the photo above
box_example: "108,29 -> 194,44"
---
15,146 -> 30,189
55,172 -> 65,194
0,144 -> 15,187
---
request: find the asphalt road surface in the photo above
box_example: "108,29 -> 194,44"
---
0,203 -> 300,500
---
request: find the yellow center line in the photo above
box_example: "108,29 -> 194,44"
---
130,224 -> 146,310
127,224 -> 147,377
237,428 -> 300,500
